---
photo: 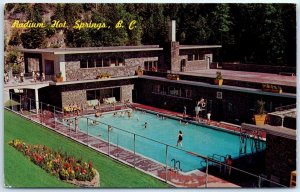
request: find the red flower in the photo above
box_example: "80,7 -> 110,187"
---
89,162 -> 93,169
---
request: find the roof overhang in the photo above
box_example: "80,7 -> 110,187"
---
17,46 -> 163,55
179,45 -> 222,50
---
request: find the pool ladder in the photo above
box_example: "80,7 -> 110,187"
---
171,159 -> 182,172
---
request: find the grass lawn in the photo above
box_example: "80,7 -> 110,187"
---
4,110 -> 170,188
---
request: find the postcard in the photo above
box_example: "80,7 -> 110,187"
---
3,3 -> 296,188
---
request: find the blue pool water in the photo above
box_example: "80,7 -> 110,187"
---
71,110 -> 265,172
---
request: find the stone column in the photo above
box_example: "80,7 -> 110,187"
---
121,84 -> 134,103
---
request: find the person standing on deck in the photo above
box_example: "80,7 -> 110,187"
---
183,106 -> 187,118
75,117 -> 79,133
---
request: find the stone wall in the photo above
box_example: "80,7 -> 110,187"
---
48,79 -> 136,108
183,59 -> 208,71
61,90 -> 86,108
265,134 -> 296,186
64,52 -> 159,81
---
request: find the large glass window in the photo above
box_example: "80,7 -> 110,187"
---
118,58 -> 124,66
80,60 -> 88,68
88,59 -> 95,68
144,60 -> 158,71
103,58 -> 110,67
153,84 -> 160,93
87,87 -> 121,103
110,58 -> 116,67
96,59 -> 102,67
187,54 -> 193,61
153,84 -> 192,99
28,58 -> 40,72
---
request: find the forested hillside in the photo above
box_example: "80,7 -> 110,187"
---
4,3 -> 296,66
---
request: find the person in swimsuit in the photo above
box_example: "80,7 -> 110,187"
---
177,131 -> 183,147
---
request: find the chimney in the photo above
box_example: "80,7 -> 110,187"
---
168,20 -> 176,42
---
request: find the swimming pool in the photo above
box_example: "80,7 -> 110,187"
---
66,110 -> 265,172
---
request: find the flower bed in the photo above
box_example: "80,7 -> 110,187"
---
8,139 -> 99,187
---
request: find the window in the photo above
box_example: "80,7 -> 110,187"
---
80,60 -> 88,68
187,54 -> 193,61
87,90 -> 96,100
160,85 -> 166,94
87,87 -> 121,103
110,58 -> 116,67
28,58 -> 40,72
153,84 -> 160,93
169,87 -> 180,96
194,54 -> 199,60
198,54 -> 204,60
96,59 -> 102,67
81,58 -> 124,68
118,58 -> 124,66
103,58 -> 110,67
228,103 -> 233,112
144,61 -> 149,71
88,59 -> 95,68
144,61 -> 158,71
186,89 -> 192,98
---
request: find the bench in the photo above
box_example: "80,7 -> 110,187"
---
87,99 -> 99,108
103,97 -> 117,104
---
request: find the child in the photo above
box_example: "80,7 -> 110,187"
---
207,111 -> 211,124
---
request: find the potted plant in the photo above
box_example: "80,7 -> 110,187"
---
167,74 -> 180,80
214,71 -> 223,86
97,73 -> 112,79
135,66 -> 144,76
262,84 -> 282,94
55,72 -> 63,82
254,99 -> 267,126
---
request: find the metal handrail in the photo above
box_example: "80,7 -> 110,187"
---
4,91 -> 289,188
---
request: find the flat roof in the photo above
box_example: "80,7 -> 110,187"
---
49,75 -> 138,85
179,69 -> 296,87
242,123 -> 296,140
18,45 -> 163,55
141,75 -> 296,99
17,44 -> 221,55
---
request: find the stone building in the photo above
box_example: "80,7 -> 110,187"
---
14,20 -> 220,109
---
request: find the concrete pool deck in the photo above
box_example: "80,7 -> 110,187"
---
21,108 -> 240,188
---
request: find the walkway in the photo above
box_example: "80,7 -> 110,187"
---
19,109 -> 239,188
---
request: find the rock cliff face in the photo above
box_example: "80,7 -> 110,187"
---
5,4 -> 67,49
